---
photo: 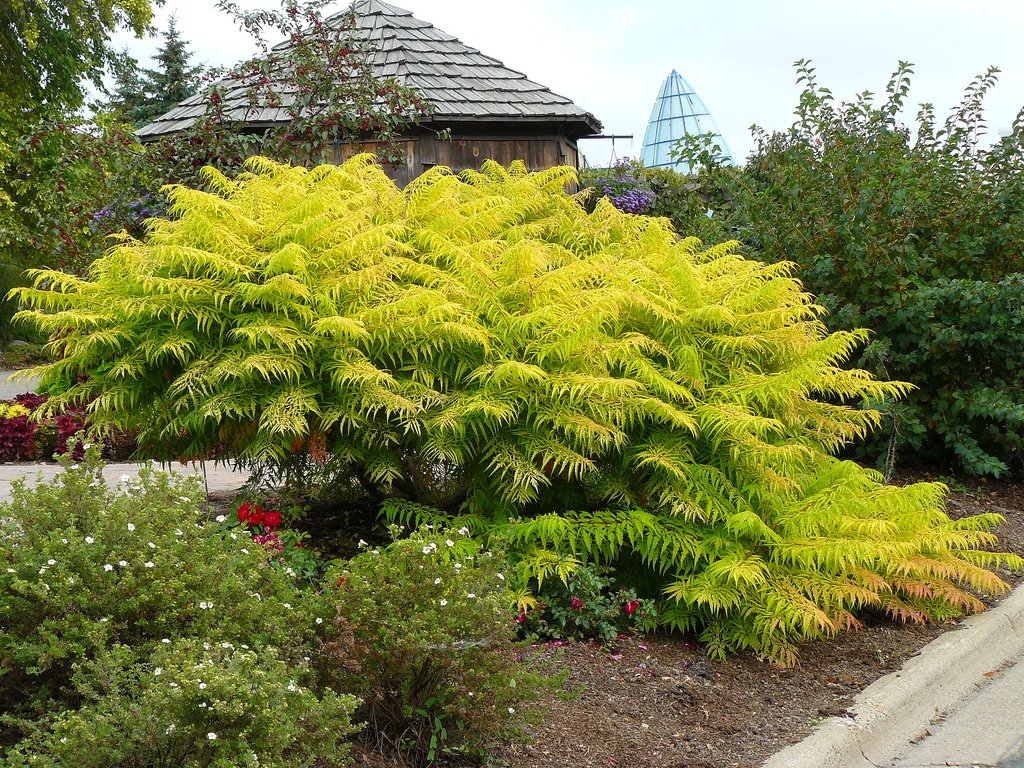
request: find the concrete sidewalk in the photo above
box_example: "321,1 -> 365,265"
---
0,369 -> 251,501
0,461 -> 251,503
763,584 -> 1024,768
0,369 -> 40,400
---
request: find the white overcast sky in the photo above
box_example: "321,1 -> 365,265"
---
113,0 -> 1024,166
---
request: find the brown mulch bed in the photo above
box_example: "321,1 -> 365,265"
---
490,475 -> 1024,768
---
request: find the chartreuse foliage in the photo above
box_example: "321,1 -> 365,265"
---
14,156 -> 1022,664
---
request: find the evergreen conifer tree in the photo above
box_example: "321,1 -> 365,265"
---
108,52 -> 148,123
110,16 -> 202,128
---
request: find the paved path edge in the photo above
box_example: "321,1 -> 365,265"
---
761,583 -> 1024,768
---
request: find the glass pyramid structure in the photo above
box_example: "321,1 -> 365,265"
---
640,70 -> 733,174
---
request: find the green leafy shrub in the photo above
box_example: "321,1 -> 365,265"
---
14,155 -> 1023,664
517,562 -> 657,646
0,449 -> 309,747
315,526 -> 551,765
886,276 -> 1024,475
670,61 -> 1024,476
3,640 -> 358,768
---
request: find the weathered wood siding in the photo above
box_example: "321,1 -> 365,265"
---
333,131 -> 581,187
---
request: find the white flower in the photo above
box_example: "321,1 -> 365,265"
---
61,538 -> 68,544
103,564 -> 114,572
154,667 -> 162,676
439,599 -> 448,606
287,682 -> 297,692
497,573 -> 505,581
118,560 -> 128,567
220,642 -> 232,648
168,681 -> 178,687
457,527 -> 469,535
215,515 -> 227,523
241,548 -> 249,554
165,724 -> 176,734
148,541 -> 156,549
127,523 -> 135,532
357,539 -> 368,549
422,546 -> 432,554
467,593 -> 476,599
47,559 -> 56,565
199,601 -> 211,610
315,617 -> 323,624
207,732 -> 217,740
199,682 -> 207,690
174,528 -> 184,537
38,567 -> 47,574
161,638 -> 171,644
6,568 -> 14,573
508,707 -> 515,715
445,539 -> 455,547
453,562 -> 462,570
84,536 -> 94,544
230,533 -> 237,540
144,561 -> 154,568
99,617 -> 108,622
434,578 -> 442,585
283,603 -> 292,609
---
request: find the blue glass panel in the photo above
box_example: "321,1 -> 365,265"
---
640,70 -> 733,173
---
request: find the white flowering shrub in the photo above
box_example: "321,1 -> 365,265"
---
317,527 -> 555,765
3,639 -> 357,767
0,448 -> 319,753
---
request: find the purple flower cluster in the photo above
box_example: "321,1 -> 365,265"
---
594,158 -> 656,215
92,195 -> 163,225
604,185 -> 656,214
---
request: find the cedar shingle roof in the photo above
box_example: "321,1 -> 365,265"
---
137,0 -> 602,140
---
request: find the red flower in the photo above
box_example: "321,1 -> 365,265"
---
248,505 -> 264,526
569,596 -> 585,611
263,510 -> 282,528
238,502 -> 252,523
335,577 -> 346,588
515,609 -> 527,624
623,600 -> 640,615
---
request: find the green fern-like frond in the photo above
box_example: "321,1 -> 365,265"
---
16,153 -> 1021,665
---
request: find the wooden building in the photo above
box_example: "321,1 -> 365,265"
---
136,0 -> 602,184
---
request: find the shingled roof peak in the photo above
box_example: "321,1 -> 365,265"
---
136,1 -> 601,140
349,0 -> 414,16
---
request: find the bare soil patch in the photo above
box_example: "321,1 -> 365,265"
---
489,475 -> 1024,768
